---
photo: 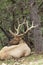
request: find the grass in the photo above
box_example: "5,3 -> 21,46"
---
0,54 -> 43,65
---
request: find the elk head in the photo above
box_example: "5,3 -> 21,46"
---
9,18 -> 38,45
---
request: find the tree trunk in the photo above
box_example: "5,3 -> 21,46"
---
29,0 -> 43,53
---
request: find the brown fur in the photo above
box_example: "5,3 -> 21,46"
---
9,36 -> 21,45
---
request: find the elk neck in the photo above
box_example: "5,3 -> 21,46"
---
19,38 -> 26,45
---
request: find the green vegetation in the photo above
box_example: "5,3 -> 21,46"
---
0,54 -> 43,65
0,0 -> 43,64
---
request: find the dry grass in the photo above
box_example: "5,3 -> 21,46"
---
0,54 -> 43,65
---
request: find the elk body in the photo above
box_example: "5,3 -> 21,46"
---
0,39 -> 31,60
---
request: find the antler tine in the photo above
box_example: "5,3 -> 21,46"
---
16,18 -> 26,35
16,18 -> 20,35
31,21 -> 38,28
13,18 -> 20,35
14,25 -> 17,32
23,17 -> 26,22
9,29 -> 17,37
26,20 -> 29,29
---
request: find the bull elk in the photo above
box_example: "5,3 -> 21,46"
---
0,18 -> 38,60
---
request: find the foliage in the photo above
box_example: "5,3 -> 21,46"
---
0,0 -> 43,47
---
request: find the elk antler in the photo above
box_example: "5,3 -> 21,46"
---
9,18 -> 26,36
15,18 -> 26,35
18,21 -> 38,36
9,19 -> 38,37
